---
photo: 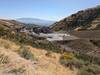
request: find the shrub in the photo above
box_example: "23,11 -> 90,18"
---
18,46 -> 35,60
77,65 -> 100,75
8,68 -> 25,75
33,40 -> 61,53
59,52 -> 81,70
59,52 -> 92,69
61,52 -> 74,60
60,58 -> 87,69
45,51 -> 52,57
77,70 -> 93,75
0,54 -> 9,64
94,57 -> 100,65
75,53 -> 93,63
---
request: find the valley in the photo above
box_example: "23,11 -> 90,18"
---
0,6 -> 100,75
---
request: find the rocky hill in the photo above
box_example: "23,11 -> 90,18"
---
51,6 -> 100,31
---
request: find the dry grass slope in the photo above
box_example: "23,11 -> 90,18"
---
0,38 -> 77,75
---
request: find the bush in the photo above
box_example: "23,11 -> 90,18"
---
45,51 -> 52,57
33,40 -> 61,53
60,58 -> 87,69
61,52 -> 74,60
18,46 -> 35,60
78,70 -> 93,75
59,52 -> 85,69
77,65 -> 100,75
94,57 -> 100,65
0,54 -> 9,64
59,52 -> 92,69
8,68 -> 25,75
75,53 -> 93,63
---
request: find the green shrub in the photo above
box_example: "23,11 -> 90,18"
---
94,57 -> 100,65
60,58 -> 86,69
77,65 -> 100,75
59,52 -> 93,69
78,70 -> 93,75
33,40 -> 61,53
75,53 -> 93,63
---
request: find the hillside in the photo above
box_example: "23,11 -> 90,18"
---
0,19 -> 24,30
0,6 -> 100,75
0,18 -> 100,75
0,38 -> 77,75
50,6 -> 100,75
0,19 -> 78,75
0,20 -> 61,53
51,6 -> 100,31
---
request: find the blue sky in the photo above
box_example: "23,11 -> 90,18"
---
0,0 -> 99,21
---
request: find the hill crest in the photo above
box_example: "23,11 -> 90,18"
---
51,6 -> 100,31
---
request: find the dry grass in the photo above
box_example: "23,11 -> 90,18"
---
0,46 -> 77,75
0,47 -> 35,75
0,38 -> 77,75
27,46 -> 78,75
0,38 -> 20,51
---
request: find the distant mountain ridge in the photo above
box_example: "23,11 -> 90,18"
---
17,18 -> 55,26
51,6 -> 100,31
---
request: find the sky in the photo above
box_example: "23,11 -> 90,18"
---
0,0 -> 99,21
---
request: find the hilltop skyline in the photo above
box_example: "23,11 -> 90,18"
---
0,0 -> 99,21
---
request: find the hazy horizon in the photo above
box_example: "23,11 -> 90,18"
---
0,0 -> 99,21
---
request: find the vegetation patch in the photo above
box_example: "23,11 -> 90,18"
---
0,54 -> 9,64
0,27 -> 61,53
18,46 -> 35,60
77,65 -> 100,75
8,68 -> 25,75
